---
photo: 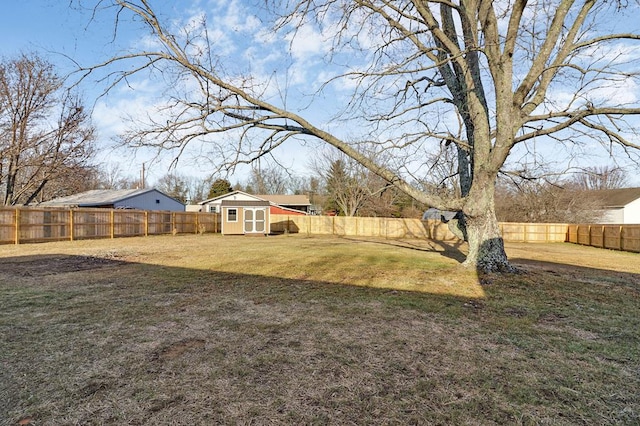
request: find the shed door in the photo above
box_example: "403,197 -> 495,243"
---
244,208 -> 266,233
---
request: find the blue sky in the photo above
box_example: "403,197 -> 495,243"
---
1,2 -> 112,70
1,1 -> 329,185
1,1 -> 162,180
2,1 -> 640,188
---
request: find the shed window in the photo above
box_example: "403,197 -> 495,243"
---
227,208 -> 238,222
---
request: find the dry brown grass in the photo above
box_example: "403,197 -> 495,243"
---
0,234 -> 638,425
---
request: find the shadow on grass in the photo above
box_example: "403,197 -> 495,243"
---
510,257 -> 640,287
1,252 -> 639,425
342,236 -> 468,263
1,253 -> 479,425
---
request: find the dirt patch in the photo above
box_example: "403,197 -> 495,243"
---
152,338 -> 207,362
0,255 -> 127,277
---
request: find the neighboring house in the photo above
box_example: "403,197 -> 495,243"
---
39,188 -> 185,212
594,187 -> 640,224
254,194 -> 312,214
198,191 -> 310,216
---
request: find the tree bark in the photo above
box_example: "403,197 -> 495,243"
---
462,176 -> 515,273
464,209 -> 514,273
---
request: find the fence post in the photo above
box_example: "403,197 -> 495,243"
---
145,211 -> 149,236
14,208 -> 20,245
69,209 -> 74,241
619,225 -> 624,251
110,210 -> 115,239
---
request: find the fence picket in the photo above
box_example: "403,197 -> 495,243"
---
2,206 -> 638,254
0,207 -> 221,245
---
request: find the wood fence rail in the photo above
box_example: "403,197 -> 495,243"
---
271,215 -> 640,253
270,214 -> 570,243
0,207 -> 220,245
2,207 -> 638,254
567,224 -> 640,253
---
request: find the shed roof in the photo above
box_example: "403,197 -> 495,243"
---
221,200 -> 270,207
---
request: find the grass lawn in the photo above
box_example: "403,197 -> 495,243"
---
0,234 -> 638,425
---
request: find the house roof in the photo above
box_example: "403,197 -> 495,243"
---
255,194 -> 311,206
201,191 -> 311,206
40,188 -> 176,207
592,187 -> 640,208
200,190 -> 260,204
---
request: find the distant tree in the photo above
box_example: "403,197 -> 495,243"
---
37,164 -> 101,201
314,150 -> 409,217
360,182 -> 426,218
186,176 -> 211,204
207,178 -> 233,199
290,175 -> 324,211
93,164 -> 137,190
155,173 -> 189,203
0,54 -> 95,205
247,165 -> 290,195
571,166 -> 628,191
322,157 -> 369,217
495,178 -> 604,223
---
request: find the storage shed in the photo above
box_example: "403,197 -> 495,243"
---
221,200 -> 270,235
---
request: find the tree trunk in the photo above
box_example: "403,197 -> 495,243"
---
464,209 -> 514,273
462,178 -> 515,273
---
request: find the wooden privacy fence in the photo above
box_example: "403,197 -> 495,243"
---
271,215 -> 459,240
568,224 -> 640,253
0,207 -> 220,245
270,214 -> 570,243
499,222 -> 569,243
3,207 -> 638,254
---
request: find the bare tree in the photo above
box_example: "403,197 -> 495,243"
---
324,157 -> 368,216
79,1 -> 640,271
0,54 -> 95,205
246,164 -> 291,195
312,149 -> 398,217
571,165 -> 629,190
155,172 -> 190,203
186,176 -> 212,204
495,178 -> 604,224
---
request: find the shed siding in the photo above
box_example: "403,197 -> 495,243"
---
221,206 -> 270,235
222,207 -> 245,234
